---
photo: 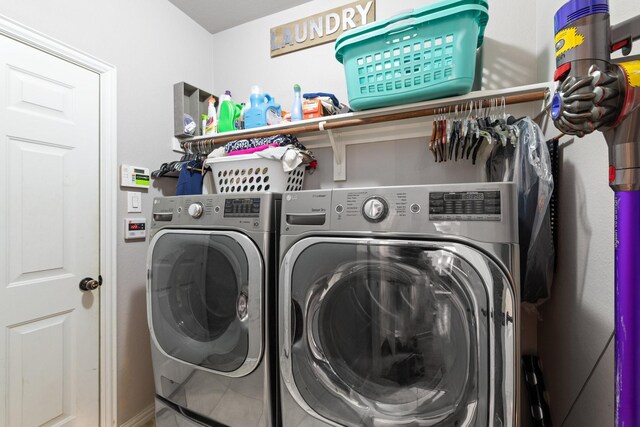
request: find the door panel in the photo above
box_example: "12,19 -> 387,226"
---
8,137 -> 70,282
7,65 -> 74,121
0,35 -> 100,426
8,312 -> 74,427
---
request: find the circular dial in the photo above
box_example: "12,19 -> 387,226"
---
188,202 -> 204,218
362,197 -> 388,222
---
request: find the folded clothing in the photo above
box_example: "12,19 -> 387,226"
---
227,143 -> 279,156
205,133 -> 317,174
224,134 -> 307,154
207,146 -> 226,159
256,146 -> 317,172
303,92 -> 340,107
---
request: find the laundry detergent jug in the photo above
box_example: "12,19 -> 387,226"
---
218,90 -> 244,133
243,89 -> 282,129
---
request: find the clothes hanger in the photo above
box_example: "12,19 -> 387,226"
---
469,100 -> 494,164
440,109 -> 447,162
437,108 -> 443,163
450,105 -> 459,161
429,115 -> 439,161
476,122 -> 495,165
465,101 -> 479,159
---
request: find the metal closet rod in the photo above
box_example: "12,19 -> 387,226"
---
182,90 -> 547,151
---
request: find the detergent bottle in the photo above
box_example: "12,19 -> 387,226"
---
217,90 -> 243,133
243,85 -> 283,129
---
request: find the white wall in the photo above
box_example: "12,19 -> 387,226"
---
0,1 -> 214,424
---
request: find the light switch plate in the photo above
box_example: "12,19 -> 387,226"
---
127,191 -> 142,213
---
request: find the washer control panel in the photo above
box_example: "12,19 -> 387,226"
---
281,184 -> 515,243
362,196 -> 389,222
188,202 -> 204,218
336,189 -> 409,221
429,190 -> 501,221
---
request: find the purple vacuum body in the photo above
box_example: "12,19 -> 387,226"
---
615,192 -> 640,424
552,0 -> 640,425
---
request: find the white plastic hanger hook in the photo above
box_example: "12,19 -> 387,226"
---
501,96 -> 506,120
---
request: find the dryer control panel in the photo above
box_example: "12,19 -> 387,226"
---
224,198 -> 261,218
429,190 -> 501,221
150,194 -> 277,237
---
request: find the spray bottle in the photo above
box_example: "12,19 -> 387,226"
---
291,84 -> 303,122
205,96 -> 217,135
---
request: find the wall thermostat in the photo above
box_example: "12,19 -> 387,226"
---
124,217 -> 147,240
121,164 -> 150,188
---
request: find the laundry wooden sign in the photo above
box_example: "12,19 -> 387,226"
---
270,0 -> 375,58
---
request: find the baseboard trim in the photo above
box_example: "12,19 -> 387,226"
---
120,403 -> 154,427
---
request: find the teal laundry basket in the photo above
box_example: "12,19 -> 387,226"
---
335,0 -> 489,111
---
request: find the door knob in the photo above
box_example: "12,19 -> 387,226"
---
79,276 -> 102,291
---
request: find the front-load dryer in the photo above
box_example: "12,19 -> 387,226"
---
147,193 -> 280,427
279,183 -> 519,427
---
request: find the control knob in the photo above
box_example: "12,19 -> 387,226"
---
362,197 -> 388,222
188,202 -> 204,218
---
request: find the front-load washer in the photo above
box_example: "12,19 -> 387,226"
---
147,193 -> 280,427
278,183 -> 519,427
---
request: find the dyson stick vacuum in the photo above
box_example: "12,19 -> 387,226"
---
551,0 -> 640,424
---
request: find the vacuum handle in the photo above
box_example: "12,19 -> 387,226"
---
611,15 -> 640,55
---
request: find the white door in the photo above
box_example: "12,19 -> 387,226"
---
0,35 -> 100,426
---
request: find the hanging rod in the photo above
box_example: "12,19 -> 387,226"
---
181,85 -> 549,151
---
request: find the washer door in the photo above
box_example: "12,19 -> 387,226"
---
148,230 -> 263,377
280,238 -> 515,426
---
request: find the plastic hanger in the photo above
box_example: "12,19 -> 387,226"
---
429,117 -> 438,161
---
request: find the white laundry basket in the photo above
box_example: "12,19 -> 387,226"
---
206,153 -> 305,194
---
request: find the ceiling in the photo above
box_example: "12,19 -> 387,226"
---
169,0 -> 314,34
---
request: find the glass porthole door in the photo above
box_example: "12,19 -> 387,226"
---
148,230 -> 264,377
281,238 -> 515,426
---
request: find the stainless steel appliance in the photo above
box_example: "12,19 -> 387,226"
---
278,183 -> 519,426
147,193 -> 280,426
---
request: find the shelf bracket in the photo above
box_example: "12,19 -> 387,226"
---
321,121 -> 346,181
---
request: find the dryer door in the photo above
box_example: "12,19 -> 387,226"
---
280,238 -> 516,427
148,230 -> 264,377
